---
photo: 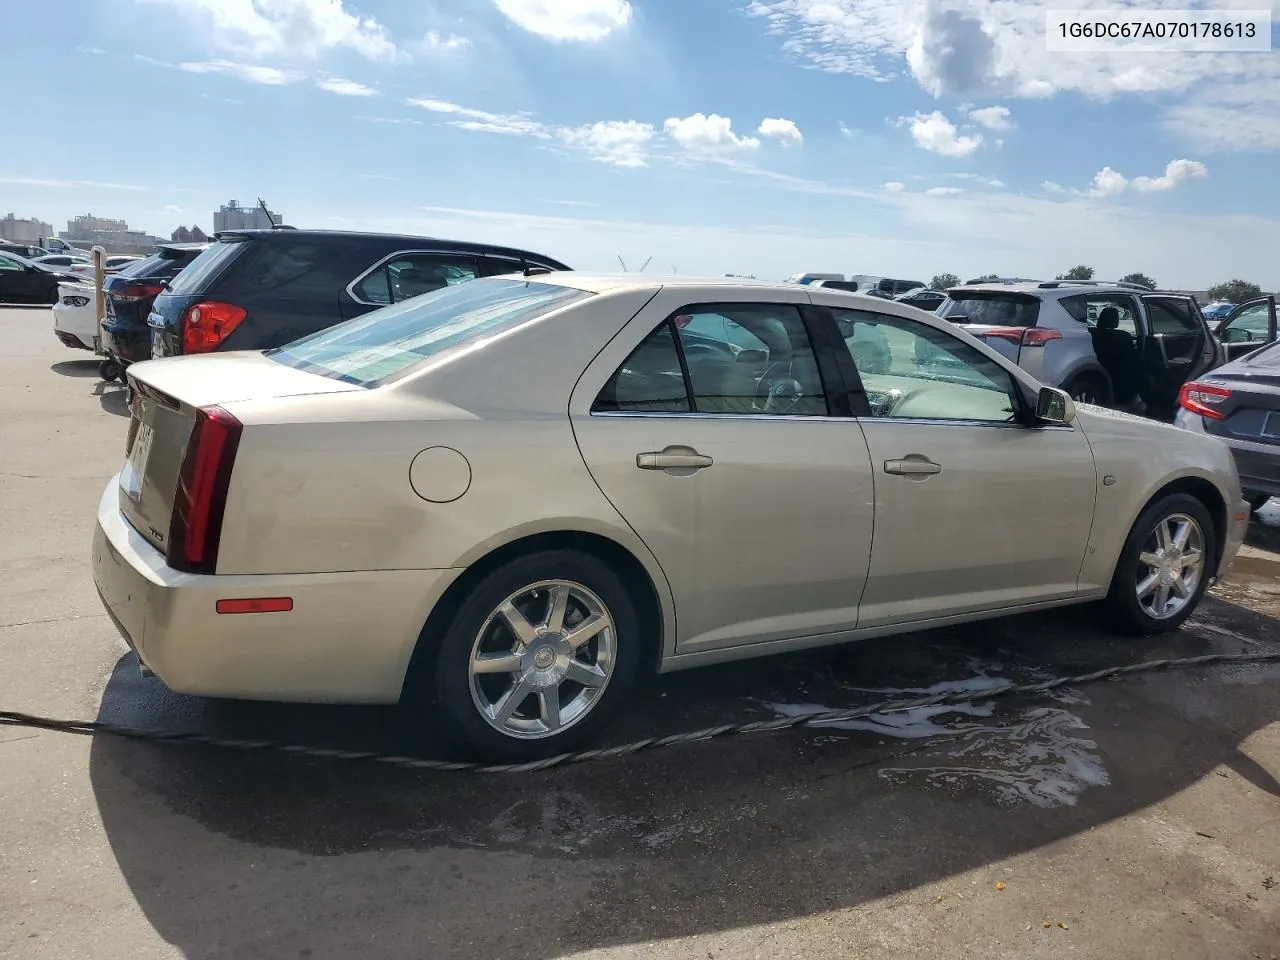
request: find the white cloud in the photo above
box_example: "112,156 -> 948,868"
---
0,176 -> 149,192
883,181 -> 906,193
745,0 -> 1280,152
420,29 -> 470,51
925,186 -> 963,196
899,111 -> 983,157
967,105 -> 1011,130
76,46 -> 105,54
178,59 -> 301,84
1042,181 -> 1066,194
162,204 -> 185,212
200,92 -> 243,104
838,121 -> 857,138
758,117 -> 804,145
156,0 -> 396,60
1132,158 -> 1208,192
358,115 -> 424,126
316,77 -> 377,96
406,97 -> 551,138
559,120 -> 656,167
494,0 -> 632,41
664,113 -> 760,152
1086,166 -> 1128,198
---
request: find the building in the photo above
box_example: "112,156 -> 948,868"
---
212,200 -> 282,232
59,213 -> 163,256
170,225 -> 209,243
1,213 -> 54,245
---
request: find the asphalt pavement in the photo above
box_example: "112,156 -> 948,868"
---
2,305 -> 1278,960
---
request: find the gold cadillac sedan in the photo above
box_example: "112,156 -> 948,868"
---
92,274 -> 1250,760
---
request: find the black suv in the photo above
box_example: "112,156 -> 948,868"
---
146,230 -> 570,358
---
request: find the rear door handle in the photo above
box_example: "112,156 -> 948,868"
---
884,456 -> 942,476
637,449 -> 713,471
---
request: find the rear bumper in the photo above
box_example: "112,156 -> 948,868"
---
52,301 -> 96,349
91,478 -> 462,703
101,319 -> 151,364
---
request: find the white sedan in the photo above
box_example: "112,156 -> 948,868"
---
52,280 -> 97,350
92,274 -> 1250,760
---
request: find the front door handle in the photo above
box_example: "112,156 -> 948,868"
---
884,456 -> 942,476
637,448 -> 713,471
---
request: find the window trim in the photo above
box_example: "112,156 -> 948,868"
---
817,302 -> 1044,428
344,248 -> 486,306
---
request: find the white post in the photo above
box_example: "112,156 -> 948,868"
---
92,245 -> 106,355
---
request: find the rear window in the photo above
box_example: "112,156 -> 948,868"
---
164,240 -> 244,295
939,292 -> 1040,327
115,253 -> 164,279
268,278 -> 590,387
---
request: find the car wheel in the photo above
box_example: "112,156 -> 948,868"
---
98,358 -> 122,382
429,550 -> 641,761
1246,492 -> 1271,514
1064,375 -> 1110,407
1105,493 -> 1215,635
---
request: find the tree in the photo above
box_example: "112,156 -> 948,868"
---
1120,272 -> 1156,290
972,273 -> 1000,283
930,273 -> 960,290
1055,265 -> 1094,281
1206,279 -> 1263,304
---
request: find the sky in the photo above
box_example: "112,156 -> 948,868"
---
2,0 -> 1279,288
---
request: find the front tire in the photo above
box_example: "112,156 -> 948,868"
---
429,550 -> 641,762
1105,493 -> 1215,635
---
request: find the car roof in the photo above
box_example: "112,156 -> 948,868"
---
947,279 -> 1168,297
528,272 -> 810,295
211,228 -> 569,265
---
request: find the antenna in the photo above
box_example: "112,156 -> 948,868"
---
671,264 -> 678,274
257,197 -> 283,229
638,256 -> 653,272
617,254 -> 628,271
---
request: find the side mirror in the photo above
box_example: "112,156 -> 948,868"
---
1036,386 -> 1075,424
1220,326 -> 1253,344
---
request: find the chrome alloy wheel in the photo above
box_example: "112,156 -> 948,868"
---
468,580 -> 616,740
1135,512 -> 1205,620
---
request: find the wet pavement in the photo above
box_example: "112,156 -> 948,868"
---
3,308 -> 1279,959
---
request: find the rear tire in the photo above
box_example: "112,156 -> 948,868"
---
1064,374 -> 1111,408
98,358 -> 122,382
425,549 -> 642,762
1105,493 -> 1215,635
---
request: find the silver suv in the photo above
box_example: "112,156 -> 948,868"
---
935,280 -> 1225,417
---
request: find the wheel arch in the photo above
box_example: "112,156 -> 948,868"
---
400,527 -> 671,701
1059,362 -> 1113,403
1112,474 -> 1228,584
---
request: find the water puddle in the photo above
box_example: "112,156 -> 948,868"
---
1213,544 -> 1280,614
762,665 -> 1110,809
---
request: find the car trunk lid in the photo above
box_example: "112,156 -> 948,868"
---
118,352 -> 362,559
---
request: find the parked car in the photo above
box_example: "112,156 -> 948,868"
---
1175,340 -> 1279,515
1202,301 -> 1236,321
0,250 -> 83,303
935,279 -> 1225,417
99,243 -> 210,381
145,229 -> 571,359
785,272 -> 845,285
93,274 -> 1248,760
32,253 -> 92,271
0,241 -> 49,259
1213,295 -> 1277,363
895,287 -> 948,312
51,280 -> 97,350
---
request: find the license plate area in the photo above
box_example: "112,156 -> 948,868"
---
121,421 -> 154,502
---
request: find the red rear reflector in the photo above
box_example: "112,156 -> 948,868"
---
1178,381 -> 1231,420
168,404 -> 242,574
216,597 -> 293,615
182,300 -> 247,353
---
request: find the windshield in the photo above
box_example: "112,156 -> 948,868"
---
938,292 -> 1041,326
269,278 -> 590,387
164,239 -> 244,296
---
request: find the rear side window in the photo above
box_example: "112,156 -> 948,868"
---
1062,294 -> 1139,336
165,240 -> 245,295
351,253 -> 481,305
115,253 -> 164,279
941,292 -> 1040,327
268,278 -> 589,386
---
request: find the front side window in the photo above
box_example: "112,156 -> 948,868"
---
269,278 -> 588,387
1221,303 -> 1270,336
833,307 -> 1019,423
353,253 -> 481,305
0,255 -> 24,272
593,303 -> 829,417
1143,297 -> 1200,334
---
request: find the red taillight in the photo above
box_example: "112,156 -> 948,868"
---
168,404 -> 242,574
112,282 -> 166,303
182,300 -> 246,354
1178,381 -> 1231,420
983,327 -> 1062,346
216,597 -> 293,615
